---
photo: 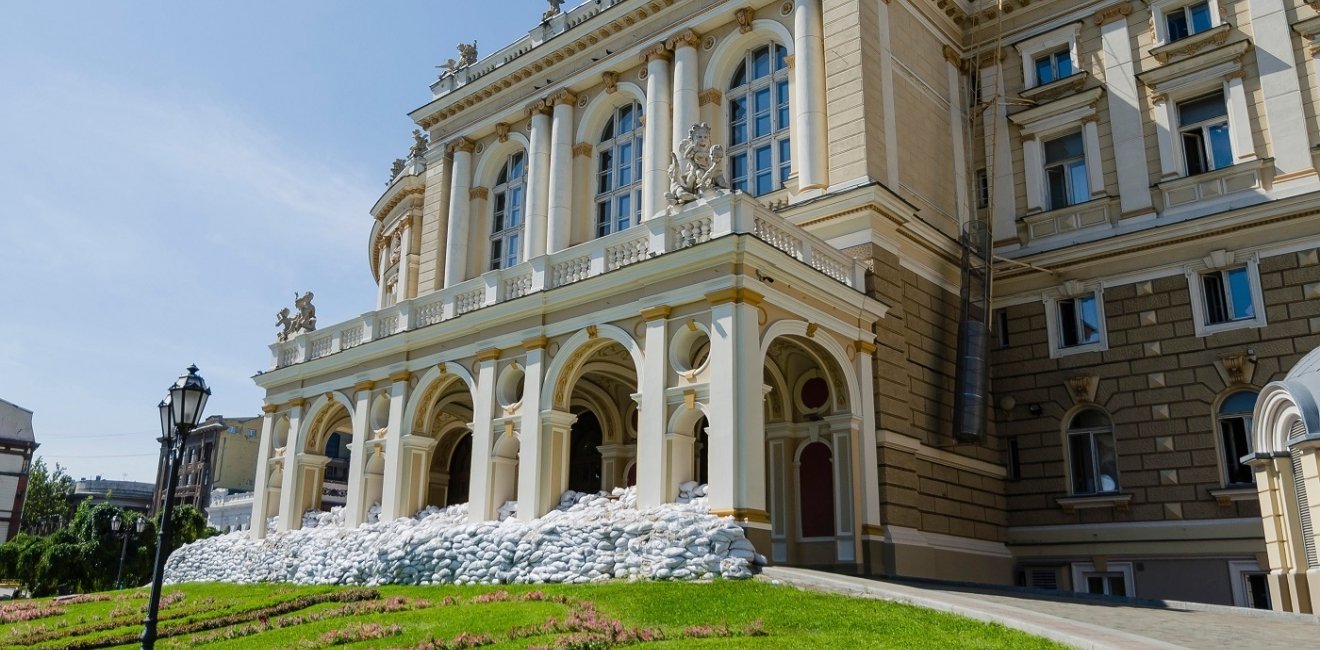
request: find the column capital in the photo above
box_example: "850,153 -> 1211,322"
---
704,287 -> 764,306
942,45 -> 962,67
387,370 -> 412,384
855,340 -> 878,355
639,305 -> 672,320
666,29 -> 701,51
525,99 -> 551,117
698,88 -> 722,106
448,137 -> 475,154
353,380 -> 376,393
522,335 -> 550,350
550,89 -> 578,107
283,397 -> 306,409
572,142 -> 594,158
1092,2 -> 1132,26
470,186 -> 490,201
640,42 -> 672,64
261,403 -> 279,414
475,347 -> 502,363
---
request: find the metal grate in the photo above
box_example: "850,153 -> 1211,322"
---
1026,568 -> 1059,590
1291,447 -> 1318,569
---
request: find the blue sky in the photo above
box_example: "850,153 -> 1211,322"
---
0,1 -> 553,482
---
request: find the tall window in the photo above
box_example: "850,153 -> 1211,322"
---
1179,91 -> 1232,176
1056,293 -> 1101,348
1166,1 -> 1212,42
1034,48 -> 1072,86
596,102 -> 643,237
1067,409 -> 1118,495
1218,391 -> 1258,486
1201,266 -> 1254,325
489,151 -> 526,270
1044,132 -> 1089,209
728,43 -> 790,196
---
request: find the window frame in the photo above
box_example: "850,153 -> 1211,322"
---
1042,130 -> 1091,210
1177,90 -> 1232,177
489,151 -> 527,271
1185,254 -> 1266,337
1071,562 -> 1135,597
1216,389 -> 1259,488
594,101 -> 644,238
1151,0 -> 1222,47
727,42 -> 792,197
1065,408 -> 1120,496
1013,23 -> 1082,91
1043,286 -> 1108,358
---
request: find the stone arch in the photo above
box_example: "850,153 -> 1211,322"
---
574,81 -> 647,144
405,362 -> 478,433
763,357 -> 791,423
471,132 -> 532,187
703,19 -> 795,92
759,320 -> 859,415
542,324 -> 645,411
298,391 -> 356,455
569,380 -> 625,444
1255,384 -> 1313,456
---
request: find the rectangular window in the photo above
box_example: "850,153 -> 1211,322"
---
730,97 -> 748,146
776,80 -> 790,131
1202,266 -> 1254,325
1007,438 -> 1021,481
753,88 -> 772,138
1084,573 -> 1127,596
1219,414 -> 1253,486
778,139 -> 792,185
1166,1 -> 1212,42
976,168 -> 989,209
1178,92 -> 1232,176
1043,132 -> 1089,210
754,145 -> 773,196
1056,294 -> 1101,348
731,153 -> 749,193
1033,48 -> 1072,86
1069,429 -> 1118,494
995,308 -> 1010,348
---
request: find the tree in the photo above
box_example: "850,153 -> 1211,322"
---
19,457 -> 74,535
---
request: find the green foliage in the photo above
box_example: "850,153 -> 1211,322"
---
19,457 -> 74,535
0,501 -> 155,596
162,505 -> 218,552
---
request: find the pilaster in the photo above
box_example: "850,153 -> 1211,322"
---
467,350 -> 500,521
636,305 -> 670,507
378,372 -> 411,521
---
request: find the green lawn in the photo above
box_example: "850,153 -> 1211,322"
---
0,580 -> 1066,649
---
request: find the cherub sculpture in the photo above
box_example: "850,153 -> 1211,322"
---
275,307 -> 295,342
457,41 -> 478,67
293,291 -> 317,333
666,123 -> 730,206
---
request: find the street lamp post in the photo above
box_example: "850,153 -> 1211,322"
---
140,364 -> 210,650
110,513 -> 146,590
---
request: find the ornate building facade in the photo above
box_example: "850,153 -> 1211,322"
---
250,0 -> 1320,611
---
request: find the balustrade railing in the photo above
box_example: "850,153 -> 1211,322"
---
269,193 -> 865,369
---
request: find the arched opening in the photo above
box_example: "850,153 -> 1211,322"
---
762,332 -> 857,566
694,416 -> 709,485
798,441 -> 835,538
568,410 -> 604,493
320,430 -> 351,511
410,372 -> 476,514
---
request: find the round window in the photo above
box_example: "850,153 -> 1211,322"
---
800,377 -> 829,411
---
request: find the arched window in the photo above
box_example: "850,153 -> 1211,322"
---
596,102 -> 644,237
728,43 -> 790,196
489,151 -> 526,270
1067,408 -> 1118,494
1218,390 -> 1257,486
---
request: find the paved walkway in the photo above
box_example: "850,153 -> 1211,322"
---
762,567 -> 1320,649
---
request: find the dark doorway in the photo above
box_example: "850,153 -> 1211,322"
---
568,411 -> 604,493
694,416 -> 709,485
798,441 -> 835,538
445,433 -> 473,506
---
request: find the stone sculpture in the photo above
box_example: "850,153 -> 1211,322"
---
438,41 -> 479,76
408,129 -> 428,159
388,158 -> 405,183
276,291 -> 318,341
543,0 -> 564,21
666,123 -> 730,206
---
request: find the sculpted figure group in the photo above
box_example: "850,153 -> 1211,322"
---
276,291 -> 317,342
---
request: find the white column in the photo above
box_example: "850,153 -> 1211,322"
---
444,139 -> 474,287
794,0 -> 829,191
669,30 -> 701,153
636,306 -> 670,508
1224,75 -> 1257,164
980,60 -> 1016,243
249,408 -> 276,538
467,350 -> 500,521
525,101 -> 552,261
1247,0 -> 1311,174
375,241 -> 389,310
517,342 -> 549,520
1022,138 -> 1044,213
1082,119 -> 1105,196
1097,7 -> 1154,216
1153,97 -> 1179,178
396,217 -> 415,302
547,91 -> 576,254
276,401 -> 304,532
705,289 -> 765,516
343,383 -> 373,528
943,47 -> 969,225
641,43 -> 673,220
378,372 -> 410,522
